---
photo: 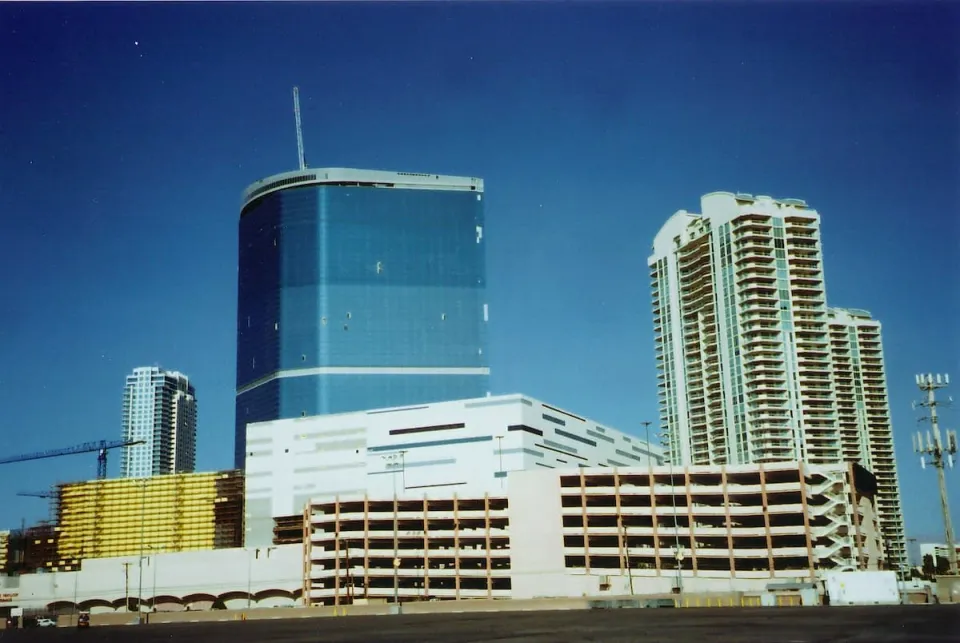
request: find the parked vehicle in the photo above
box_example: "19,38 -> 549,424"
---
36,617 -> 56,627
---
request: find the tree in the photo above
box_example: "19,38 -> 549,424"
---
922,554 -> 936,579
922,553 -> 953,578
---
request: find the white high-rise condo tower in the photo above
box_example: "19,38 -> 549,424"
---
649,192 -> 837,466
120,366 -> 197,478
648,191 -> 907,576
827,307 -> 906,574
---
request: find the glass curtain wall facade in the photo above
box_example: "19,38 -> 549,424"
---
120,366 -> 197,478
235,169 -> 489,468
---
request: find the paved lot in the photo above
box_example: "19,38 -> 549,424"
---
3,605 -> 958,642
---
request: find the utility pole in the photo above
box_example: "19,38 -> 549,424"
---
912,373 -> 958,575
122,562 -> 132,613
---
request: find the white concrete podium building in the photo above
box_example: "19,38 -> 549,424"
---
243,394 -> 662,547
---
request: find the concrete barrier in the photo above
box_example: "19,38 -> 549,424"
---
59,590 -> 829,628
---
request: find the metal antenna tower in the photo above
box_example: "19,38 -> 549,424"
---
293,86 -> 306,171
912,373 -> 958,575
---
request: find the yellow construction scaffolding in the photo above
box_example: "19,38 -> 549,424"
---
0,530 -> 8,574
54,470 -> 243,562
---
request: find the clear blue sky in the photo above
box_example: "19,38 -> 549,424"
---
0,2 -> 957,555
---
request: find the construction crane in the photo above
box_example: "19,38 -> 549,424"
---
293,86 -> 306,170
17,491 -> 56,499
17,490 -> 59,523
0,439 -> 144,480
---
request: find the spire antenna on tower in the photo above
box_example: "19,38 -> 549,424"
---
293,86 -> 306,171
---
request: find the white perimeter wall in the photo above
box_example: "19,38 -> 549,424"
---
13,545 -> 302,612
245,394 -> 661,547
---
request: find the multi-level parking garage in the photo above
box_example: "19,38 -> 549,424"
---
304,461 -> 883,606
306,496 -> 512,606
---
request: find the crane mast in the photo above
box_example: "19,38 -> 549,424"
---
293,86 -> 306,171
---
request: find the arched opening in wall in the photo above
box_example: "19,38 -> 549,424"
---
108,597 -> 128,612
79,598 -> 114,615
46,600 -> 77,616
252,588 -> 297,608
152,595 -> 184,613
218,590 -> 250,610
181,593 -> 217,611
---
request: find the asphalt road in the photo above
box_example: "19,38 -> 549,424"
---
3,605 -> 958,642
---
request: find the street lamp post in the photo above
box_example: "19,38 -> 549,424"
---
122,562 -> 131,613
136,477 -> 147,625
247,548 -> 254,610
674,546 -> 685,596
72,548 -> 83,626
149,546 -> 158,619
664,446 -> 683,595
380,451 -> 407,613
72,567 -> 79,626
618,514 -> 634,596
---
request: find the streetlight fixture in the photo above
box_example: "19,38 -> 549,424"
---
247,547 -> 275,611
381,451 -> 407,496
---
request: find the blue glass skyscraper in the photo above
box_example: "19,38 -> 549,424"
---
235,168 -> 490,467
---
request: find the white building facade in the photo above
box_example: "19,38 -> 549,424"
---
120,367 -> 197,478
244,394 -> 662,547
649,191 -> 837,466
827,307 -> 906,573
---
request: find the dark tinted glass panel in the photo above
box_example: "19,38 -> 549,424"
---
235,183 -> 488,467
